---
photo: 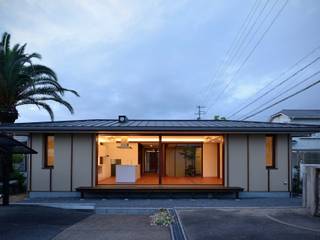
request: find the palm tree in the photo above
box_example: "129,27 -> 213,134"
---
0,32 -> 79,205
0,32 -> 79,123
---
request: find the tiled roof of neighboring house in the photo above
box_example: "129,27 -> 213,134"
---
271,109 -> 320,120
0,117 -> 319,133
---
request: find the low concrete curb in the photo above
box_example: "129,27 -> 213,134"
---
13,202 -> 96,210
13,201 -> 303,211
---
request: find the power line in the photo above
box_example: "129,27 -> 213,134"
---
195,105 -> 206,120
207,0 -> 287,113
201,0 -> 266,105
232,0 -> 278,68
199,0 -> 261,104
241,75 -> 320,120
222,0 -> 271,74
206,0 -> 288,114
204,0 -> 278,111
242,69 -> 320,119
227,53 -> 320,119
227,45 -> 320,118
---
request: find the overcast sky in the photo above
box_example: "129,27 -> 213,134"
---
1,0 -> 320,122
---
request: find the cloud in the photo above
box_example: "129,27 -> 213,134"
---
0,0 -> 191,51
230,75 -> 271,100
1,0 -> 320,122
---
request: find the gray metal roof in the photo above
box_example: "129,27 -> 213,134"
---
0,118 -> 319,133
272,109 -> 320,120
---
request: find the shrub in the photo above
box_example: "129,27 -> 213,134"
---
150,208 -> 174,227
10,170 -> 26,192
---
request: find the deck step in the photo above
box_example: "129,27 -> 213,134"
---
76,185 -> 243,199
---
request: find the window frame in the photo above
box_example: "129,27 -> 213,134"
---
265,135 -> 276,169
43,134 -> 55,169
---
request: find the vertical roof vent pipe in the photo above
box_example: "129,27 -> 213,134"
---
118,115 -> 128,123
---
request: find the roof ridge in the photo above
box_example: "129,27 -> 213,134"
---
9,118 -> 320,126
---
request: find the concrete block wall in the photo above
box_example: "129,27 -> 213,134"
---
303,166 -> 320,216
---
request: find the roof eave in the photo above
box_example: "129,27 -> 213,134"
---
1,126 -> 319,134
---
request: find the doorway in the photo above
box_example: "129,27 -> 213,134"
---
143,148 -> 159,174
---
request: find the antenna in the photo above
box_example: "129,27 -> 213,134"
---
195,105 -> 206,120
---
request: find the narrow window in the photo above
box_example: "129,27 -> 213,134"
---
44,135 -> 55,168
265,135 -> 275,168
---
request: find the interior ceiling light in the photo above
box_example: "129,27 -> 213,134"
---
99,136 -> 223,143
117,137 -> 132,149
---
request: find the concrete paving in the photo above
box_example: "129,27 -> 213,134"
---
0,205 -> 170,240
18,197 -> 302,209
178,208 -> 320,240
53,214 -> 170,240
0,206 -> 91,240
3,199 -> 317,240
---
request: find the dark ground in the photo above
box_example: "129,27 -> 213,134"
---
178,208 -> 320,240
0,205 -> 91,240
0,205 -> 170,240
2,202 -> 319,240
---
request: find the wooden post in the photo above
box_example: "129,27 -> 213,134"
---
159,135 -> 162,185
217,143 -> 220,178
1,152 -> 11,206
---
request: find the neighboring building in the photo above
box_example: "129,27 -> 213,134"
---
270,109 -> 320,165
13,136 -> 29,173
0,116 -> 319,198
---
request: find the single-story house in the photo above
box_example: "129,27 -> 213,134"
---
0,116 -> 319,198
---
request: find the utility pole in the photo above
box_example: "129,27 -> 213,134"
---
195,105 -> 206,120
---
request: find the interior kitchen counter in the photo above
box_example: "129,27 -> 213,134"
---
116,165 -> 141,183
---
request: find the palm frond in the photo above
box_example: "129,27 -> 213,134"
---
0,32 -> 79,123
1,32 -> 10,53
17,99 -> 54,121
33,96 -> 74,114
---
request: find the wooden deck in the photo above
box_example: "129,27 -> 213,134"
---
76,184 -> 243,199
98,175 -> 223,185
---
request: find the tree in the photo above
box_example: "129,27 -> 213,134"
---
0,32 -> 79,205
214,115 -> 226,120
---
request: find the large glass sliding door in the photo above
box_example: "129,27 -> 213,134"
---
96,135 -> 224,185
97,135 -> 160,185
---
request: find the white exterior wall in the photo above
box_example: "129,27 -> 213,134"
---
228,135 -> 247,190
72,134 -> 94,190
227,134 -> 289,192
52,134 -> 72,191
29,133 -> 95,192
249,135 -> 268,191
30,134 -> 50,191
270,114 -> 291,123
270,135 -> 289,191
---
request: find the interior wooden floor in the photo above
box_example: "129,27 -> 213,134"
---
98,174 -> 223,185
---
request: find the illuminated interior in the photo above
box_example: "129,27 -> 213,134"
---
97,135 -> 224,185
46,135 -> 55,167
